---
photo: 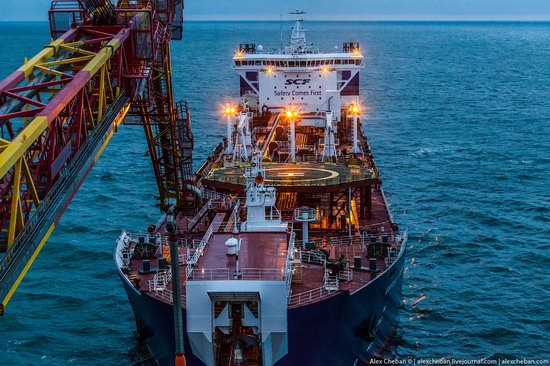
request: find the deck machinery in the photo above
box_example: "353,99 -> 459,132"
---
0,0 -> 193,316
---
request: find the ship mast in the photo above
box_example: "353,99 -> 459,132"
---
286,10 -> 308,54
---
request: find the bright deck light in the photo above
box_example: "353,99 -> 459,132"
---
348,104 -> 361,115
285,108 -> 299,119
224,104 -> 237,116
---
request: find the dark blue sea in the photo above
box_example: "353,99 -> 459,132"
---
1,21 -> 549,365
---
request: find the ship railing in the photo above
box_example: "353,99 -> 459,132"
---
215,222 -> 243,233
115,231 -> 134,269
294,206 -> 317,221
284,232 -> 297,297
146,283 -> 187,307
287,286 -> 339,308
252,126 -> 271,135
296,232 -> 399,250
298,249 -> 326,266
187,199 -> 212,230
186,268 -> 285,281
151,269 -> 172,291
383,230 -> 407,267
201,189 -> 230,201
185,218 -> 217,279
178,251 -> 188,265
242,268 -> 285,281
188,268 -> 230,281
324,269 -> 340,291
217,199 -> 241,233
340,267 -> 354,282
148,280 -> 173,302
265,205 -> 282,222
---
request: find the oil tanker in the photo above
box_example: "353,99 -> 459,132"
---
115,12 -> 407,366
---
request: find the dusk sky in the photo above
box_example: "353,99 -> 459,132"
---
2,0 -> 550,21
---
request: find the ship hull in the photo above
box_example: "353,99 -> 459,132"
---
118,243 -> 407,366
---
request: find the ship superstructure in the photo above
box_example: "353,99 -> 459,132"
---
116,12 -> 407,366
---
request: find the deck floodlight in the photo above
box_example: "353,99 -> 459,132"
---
224,104 -> 237,154
349,103 -> 361,116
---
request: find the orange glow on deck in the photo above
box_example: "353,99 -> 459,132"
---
348,104 -> 361,116
223,104 -> 237,116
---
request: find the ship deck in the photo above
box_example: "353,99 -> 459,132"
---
120,187 -> 401,309
195,232 -> 288,279
203,162 -> 377,193
116,103 -> 404,310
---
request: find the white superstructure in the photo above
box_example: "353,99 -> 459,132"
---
233,11 -> 364,123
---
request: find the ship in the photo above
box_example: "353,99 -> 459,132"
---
115,12 -> 408,366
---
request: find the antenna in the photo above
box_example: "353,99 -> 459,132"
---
280,13 -> 284,51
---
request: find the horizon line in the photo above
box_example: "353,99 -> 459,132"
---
3,18 -> 550,23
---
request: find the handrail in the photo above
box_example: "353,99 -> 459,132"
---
294,206 -> 317,221
201,189 -> 230,201
188,268 -> 230,281
288,285 -> 338,308
295,232 -> 400,249
299,249 -> 325,265
186,268 -> 285,281
185,218 -> 217,278
284,231 -> 297,298
187,199 -> 212,230
242,268 -> 284,281
222,199 -> 240,232
147,282 -> 187,307
115,231 -> 133,268
151,269 -> 171,291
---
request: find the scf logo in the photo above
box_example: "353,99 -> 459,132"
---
285,79 -> 311,86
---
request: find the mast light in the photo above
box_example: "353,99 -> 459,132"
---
348,104 -> 361,116
224,104 -> 237,116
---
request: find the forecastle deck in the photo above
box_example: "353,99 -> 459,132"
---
116,187 -> 406,310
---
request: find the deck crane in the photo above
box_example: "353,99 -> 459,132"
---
0,0 -> 195,319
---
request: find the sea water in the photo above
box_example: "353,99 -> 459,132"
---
0,21 -> 549,365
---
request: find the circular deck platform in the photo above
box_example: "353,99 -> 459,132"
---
203,163 -> 377,192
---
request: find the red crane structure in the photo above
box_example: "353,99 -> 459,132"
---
0,0 -> 194,317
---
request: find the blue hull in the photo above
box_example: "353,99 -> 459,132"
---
119,244 -> 407,366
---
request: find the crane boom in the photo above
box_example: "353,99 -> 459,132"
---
0,0 -> 193,315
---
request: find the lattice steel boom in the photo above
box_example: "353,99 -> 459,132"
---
0,0 -> 193,315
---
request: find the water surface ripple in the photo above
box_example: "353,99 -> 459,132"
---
0,21 -> 549,365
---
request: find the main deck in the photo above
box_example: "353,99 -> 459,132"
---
117,185 -> 405,310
